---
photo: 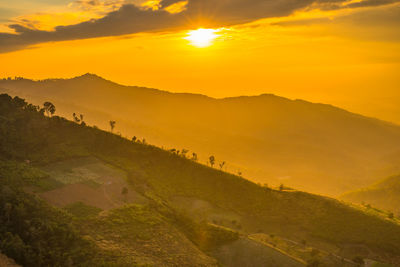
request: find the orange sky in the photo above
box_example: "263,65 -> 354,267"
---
0,0 -> 399,123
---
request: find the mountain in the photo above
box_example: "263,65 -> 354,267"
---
1,93 -> 400,266
341,174 -> 400,215
1,74 -> 400,196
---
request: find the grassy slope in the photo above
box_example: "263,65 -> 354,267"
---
1,94 -> 400,265
0,160 -> 222,267
341,175 -> 400,214
2,75 -> 400,196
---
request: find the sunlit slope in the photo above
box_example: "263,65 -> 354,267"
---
1,94 -> 400,266
341,174 -> 400,215
2,74 -> 400,195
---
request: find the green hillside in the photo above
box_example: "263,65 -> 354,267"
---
1,94 -> 400,266
341,175 -> 400,216
2,75 -> 400,196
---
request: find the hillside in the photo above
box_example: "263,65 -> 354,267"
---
1,74 -> 400,196
1,94 -> 400,266
341,175 -> 400,215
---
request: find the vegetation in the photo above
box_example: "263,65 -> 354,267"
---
1,93 -> 400,265
0,163 -> 100,266
43,102 -> 55,117
64,202 -> 102,218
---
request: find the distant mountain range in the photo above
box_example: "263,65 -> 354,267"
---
1,73 -> 400,195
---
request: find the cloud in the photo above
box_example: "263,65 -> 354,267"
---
319,0 -> 400,10
0,0 -> 399,53
67,0 -> 126,13
270,4 -> 400,42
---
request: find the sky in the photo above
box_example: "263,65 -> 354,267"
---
0,0 -> 399,123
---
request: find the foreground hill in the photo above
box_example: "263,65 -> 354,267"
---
1,94 -> 400,266
1,75 -> 400,195
341,174 -> 400,216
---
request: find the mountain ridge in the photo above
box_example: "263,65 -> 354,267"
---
4,73 -> 398,128
1,74 -> 400,196
341,174 -> 400,215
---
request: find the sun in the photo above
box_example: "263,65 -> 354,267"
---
184,28 -> 220,48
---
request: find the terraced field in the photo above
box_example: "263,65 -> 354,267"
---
37,157 -> 147,210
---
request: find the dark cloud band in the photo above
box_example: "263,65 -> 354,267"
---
0,0 -> 398,53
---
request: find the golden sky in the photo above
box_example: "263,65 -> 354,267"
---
0,0 -> 399,123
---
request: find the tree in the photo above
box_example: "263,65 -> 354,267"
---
43,102 -> 56,117
132,136 -> 137,142
79,114 -> 85,125
238,171 -> 242,176
72,113 -> 80,123
181,149 -> 189,158
279,184 -> 284,191
219,161 -> 225,170
191,153 -> 198,161
209,156 -> 215,167
109,120 -> 116,132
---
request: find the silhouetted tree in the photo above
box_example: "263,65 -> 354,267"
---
109,120 -> 116,132
238,171 -> 242,176
209,156 -> 215,167
279,184 -> 284,191
181,149 -> 189,158
219,161 -> 225,170
191,153 -> 198,161
132,136 -> 137,142
72,113 -> 80,123
43,102 -> 56,117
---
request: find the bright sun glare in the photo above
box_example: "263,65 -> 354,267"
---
185,28 -> 219,48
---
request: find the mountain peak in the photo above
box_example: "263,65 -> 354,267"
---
76,73 -> 103,80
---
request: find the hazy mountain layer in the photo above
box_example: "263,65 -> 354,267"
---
1,74 -> 400,195
341,174 -> 400,215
